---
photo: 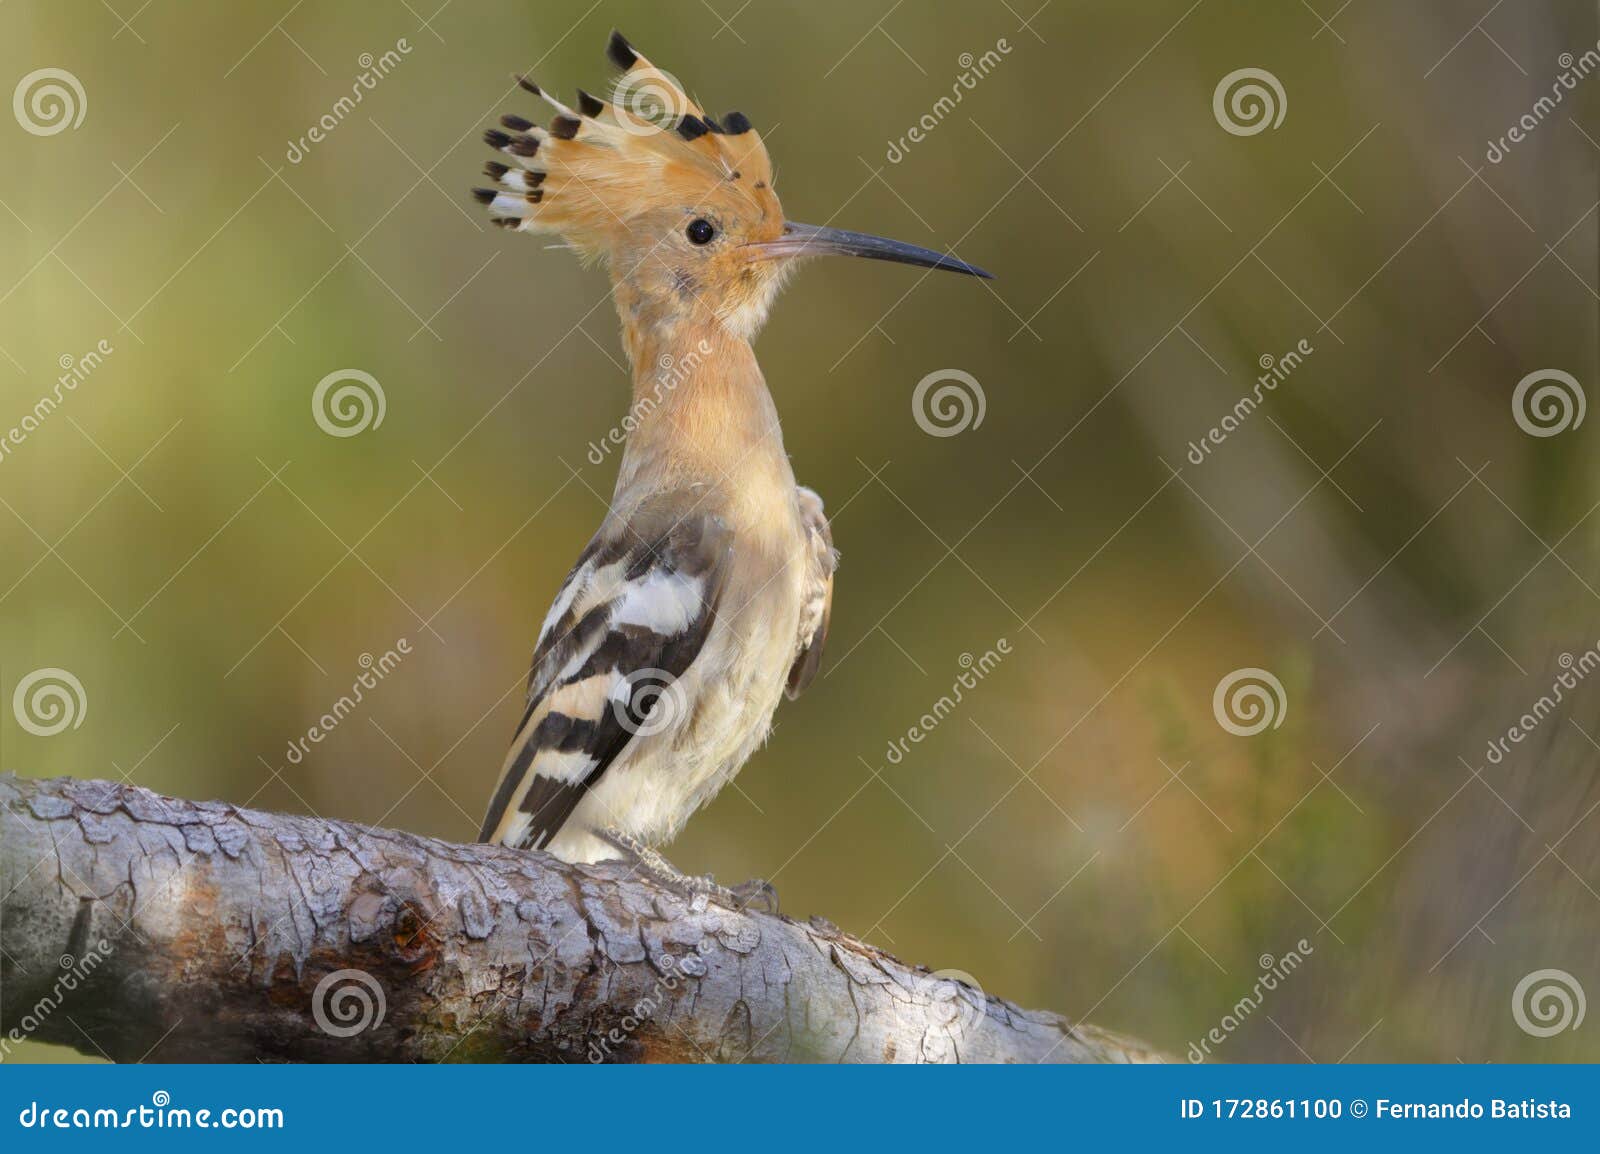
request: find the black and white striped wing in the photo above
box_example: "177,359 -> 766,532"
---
478,509 -> 731,851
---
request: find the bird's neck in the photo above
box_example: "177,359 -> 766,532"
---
613,320 -> 793,508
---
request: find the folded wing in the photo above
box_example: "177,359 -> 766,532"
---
479,507 -> 732,850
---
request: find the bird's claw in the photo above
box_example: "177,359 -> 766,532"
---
725,877 -> 779,915
597,827 -> 776,914
670,872 -> 779,916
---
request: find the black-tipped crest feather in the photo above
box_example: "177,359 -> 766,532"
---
477,30 -> 779,242
606,30 -> 638,70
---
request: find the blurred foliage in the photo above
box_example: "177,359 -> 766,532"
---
2,0 -> 1598,1062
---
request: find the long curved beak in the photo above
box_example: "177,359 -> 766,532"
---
746,221 -> 993,279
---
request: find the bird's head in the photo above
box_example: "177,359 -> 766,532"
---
477,31 -> 990,343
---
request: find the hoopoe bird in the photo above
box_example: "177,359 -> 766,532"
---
473,31 -> 991,908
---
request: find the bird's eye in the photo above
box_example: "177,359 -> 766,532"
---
686,218 -> 716,245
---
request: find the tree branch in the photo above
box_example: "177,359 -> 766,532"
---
0,775 -> 1164,1063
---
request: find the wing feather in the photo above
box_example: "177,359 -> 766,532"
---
479,507 -> 731,850
786,486 -> 837,699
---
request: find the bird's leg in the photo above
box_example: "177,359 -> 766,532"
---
597,827 -> 778,915
595,827 -> 699,899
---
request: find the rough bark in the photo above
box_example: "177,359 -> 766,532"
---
0,775 -> 1163,1063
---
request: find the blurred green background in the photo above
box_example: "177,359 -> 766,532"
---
3,0 -> 1598,1062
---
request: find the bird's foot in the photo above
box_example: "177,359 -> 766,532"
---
724,876 -> 780,916
597,827 -> 779,915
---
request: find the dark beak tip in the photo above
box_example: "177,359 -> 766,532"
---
939,258 -> 994,280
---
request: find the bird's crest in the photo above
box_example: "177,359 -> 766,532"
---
476,31 -> 778,260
